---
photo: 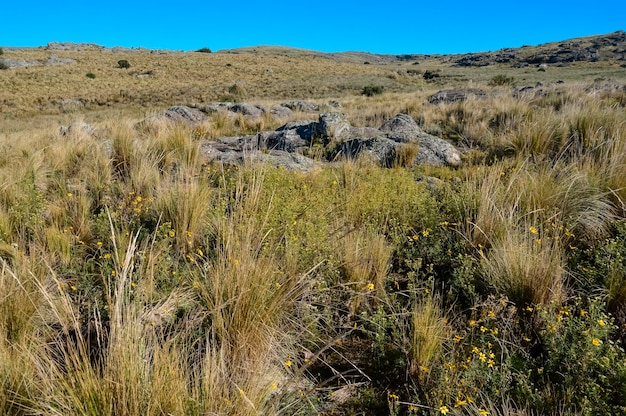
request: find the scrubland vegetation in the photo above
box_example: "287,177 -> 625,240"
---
1,42 -> 626,415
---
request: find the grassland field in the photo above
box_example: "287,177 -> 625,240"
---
1,40 -> 626,416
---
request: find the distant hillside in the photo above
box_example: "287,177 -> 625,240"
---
219,31 -> 626,66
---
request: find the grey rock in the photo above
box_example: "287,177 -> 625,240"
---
276,120 -> 318,142
47,42 -> 103,51
281,100 -> 319,112
380,114 -> 422,135
162,106 -> 209,124
230,103 -> 266,118
428,89 -> 487,104
194,102 -> 234,114
259,130 -> 308,153
317,112 -> 351,141
46,55 -> 76,65
415,136 -> 462,167
251,151 -> 317,172
336,136 -> 400,167
0,58 -> 41,68
269,105 -> 293,120
201,142 -> 316,172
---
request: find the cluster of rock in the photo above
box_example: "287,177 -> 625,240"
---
0,54 -> 76,69
452,30 -> 626,68
139,101 -> 462,172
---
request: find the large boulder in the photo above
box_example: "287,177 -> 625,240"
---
162,105 -> 209,124
381,114 -> 462,166
276,120 -> 318,142
337,137 -> 401,167
270,105 -> 294,120
317,112 -> 351,141
258,130 -> 308,153
230,103 -> 266,118
379,113 -> 428,142
415,136 -> 462,167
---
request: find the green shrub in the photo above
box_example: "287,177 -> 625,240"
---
423,70 -> 440,80
117,59 -> 131,69
196,47 -> 212,53
0,47 -> 4,55
489,74 -> 515,86
362,85 -> 384,97
86,72 -> 96,79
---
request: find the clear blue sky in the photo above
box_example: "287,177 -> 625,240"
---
3,1 -> 625,54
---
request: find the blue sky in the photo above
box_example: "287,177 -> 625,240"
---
3,1 -> 625,54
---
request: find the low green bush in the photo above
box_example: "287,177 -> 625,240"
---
362,85 -> 384,96
117,59 -> 131,69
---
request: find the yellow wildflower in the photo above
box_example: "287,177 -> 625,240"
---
529,226 -> 538,235
469,319 -> 477,327
284,359 -> 292,367
598,319 -> 606,327
455,399 -> 467,407
479,409 -> 489,416
366,283 -> 375,290
487,310 -> 495,318
440,405 -> 449,414
592,338 -> 602,347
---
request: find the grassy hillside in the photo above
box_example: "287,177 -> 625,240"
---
1,34 -> 626,415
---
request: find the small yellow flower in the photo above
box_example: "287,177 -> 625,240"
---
270,382 -> 278,391
592,338 -> 602,347
580,309 -> 587,317
480,325 -> 488,333
233,259 -> 239,266
97,241 -> 103,247
103,253 -> 111,259
598,319 -> 606,327
453,335 -> 464,342
439,405 -> 449,415
422,229 -> 431,237
469,319 -> 477,327
70,285 -> 77,291
284,359 -> 292,367
196,248 -> 203,256
487,310 -> 495,318
455,399 -> 467,407
529,226 -> 538,234
67,192 -> 73,198
366,283 -> 375,290
479,409 -> 490,416
168,230 -> 175,237
488,359 -> 495,368
111,270 -> 116,276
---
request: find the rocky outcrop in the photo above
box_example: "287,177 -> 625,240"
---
0,55 -> 75,69
281,100 -> 319,112
162,106 -> 209,124
428,89 -> 487,104
47,42 -> 104,51
200,111 -> 462,170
